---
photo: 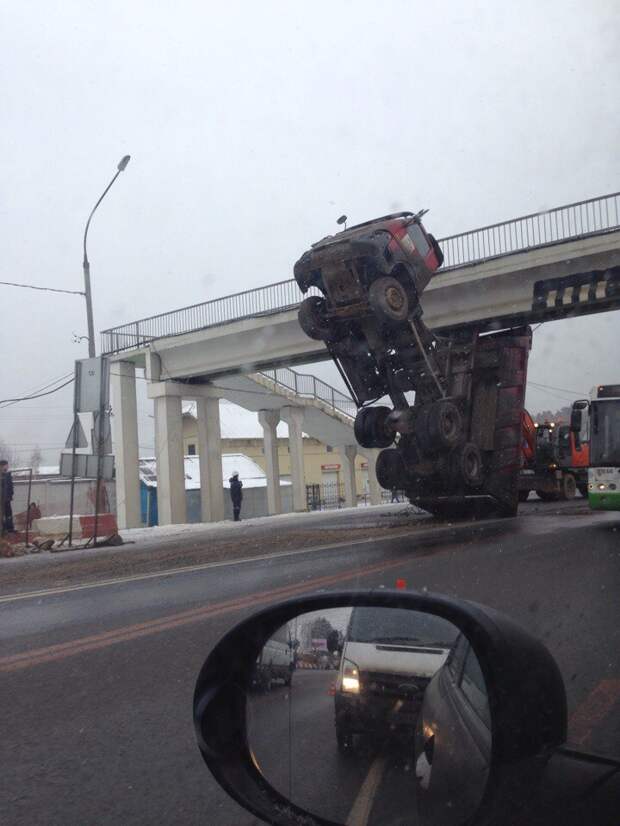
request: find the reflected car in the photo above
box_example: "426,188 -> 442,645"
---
252,624 -> 294,691
334,607 -> 458,753
415,633 -> 491,826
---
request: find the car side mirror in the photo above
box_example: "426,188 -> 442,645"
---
193,590 -> 566,826
428,234 -> 444,268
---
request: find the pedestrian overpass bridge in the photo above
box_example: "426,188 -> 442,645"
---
107,192 -> 620,529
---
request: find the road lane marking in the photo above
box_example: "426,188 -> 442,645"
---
0,553 -> 418,674
568,678 -> 620,746
0,528 -> 428,605
346,756 -> 387,826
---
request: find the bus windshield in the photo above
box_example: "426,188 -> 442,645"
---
590,399 -> 620,465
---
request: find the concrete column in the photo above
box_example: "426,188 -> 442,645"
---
196,396 -> 224,523
283,406 -> 306,512
258,409 -> 282,515
153,394 -> 186,525
340,445 -> 358,508
110,360 -> 141,529
363,449 -> 383,506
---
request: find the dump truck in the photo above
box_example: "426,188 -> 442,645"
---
519,411 -> 589,502
294,211 -> 531,518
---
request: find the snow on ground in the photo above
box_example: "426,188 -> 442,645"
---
121,502 -> 409,546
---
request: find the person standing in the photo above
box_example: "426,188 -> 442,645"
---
1,459 -> 15,534
229,470 -> 243,521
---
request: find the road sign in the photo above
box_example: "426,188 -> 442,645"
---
92,410 -> 112,455
64,417 -> 89,449
76,357 -> 109,413
59,453 -> 114,480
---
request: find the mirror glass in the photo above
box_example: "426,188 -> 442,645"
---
247,606 -> 491,826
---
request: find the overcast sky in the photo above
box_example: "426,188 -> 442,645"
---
1,1 -> 619,463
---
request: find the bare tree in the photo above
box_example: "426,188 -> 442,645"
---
29,445 -> 43,474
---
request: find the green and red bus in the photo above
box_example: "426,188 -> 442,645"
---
571,384 -> 620,511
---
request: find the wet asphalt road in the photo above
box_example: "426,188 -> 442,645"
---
0,505 -> 619,825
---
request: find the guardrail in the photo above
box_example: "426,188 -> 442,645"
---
259,366 -> 357,419
101,192 -> 620,354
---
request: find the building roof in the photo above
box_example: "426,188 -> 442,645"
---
183,401 -> 290,439
138,453 -> 290,490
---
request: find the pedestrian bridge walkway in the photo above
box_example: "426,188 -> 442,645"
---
103,192 -> 620,367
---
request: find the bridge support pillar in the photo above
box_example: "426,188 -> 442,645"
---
258,409 -> 282,515
282,406 -> 306,512
197,397 -> 225,523
110,360 -> 141,529
341,445 -> 358,508
152,394 -> 187,526
363,450 -> 383,506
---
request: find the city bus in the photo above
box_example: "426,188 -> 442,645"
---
571,384 -> 620,511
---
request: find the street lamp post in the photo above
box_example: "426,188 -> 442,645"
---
82,155 -> 131,357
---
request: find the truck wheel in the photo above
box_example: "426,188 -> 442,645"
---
428,400 -> 462,451
560,473 -> 576,501
354,406 -> 393,448
452,442 -> 483,487
298,296 -> 333,341
376,448 -> 406,490
518,489 -> 530,503
368,276 -> 409,324
294,251 -> 319,292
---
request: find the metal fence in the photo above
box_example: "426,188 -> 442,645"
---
438,191 -> 620,269
101,192 -> 620,354
259,366 -> 357,419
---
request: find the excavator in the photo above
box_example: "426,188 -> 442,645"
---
519,410 -> 589,502
294,210 -> 531,518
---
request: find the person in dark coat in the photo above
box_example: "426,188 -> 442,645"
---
1,459 -> 15,534
229,471 -> 243,521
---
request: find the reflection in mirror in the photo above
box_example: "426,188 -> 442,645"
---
247,606 -> 490,825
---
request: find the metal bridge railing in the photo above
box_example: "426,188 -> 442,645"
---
258,366 -> 357,420
439,191 -> 620,269
101,192 -> 620,354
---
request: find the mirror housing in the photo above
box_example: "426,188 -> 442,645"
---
570,400 -> 588,433
428,233 -> 444,268
193,590 -> 566,826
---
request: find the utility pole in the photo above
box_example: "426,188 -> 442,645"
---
82,155 -> 131,357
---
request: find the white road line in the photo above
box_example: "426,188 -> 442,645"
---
346,755 -> 387,826
0,529 -> 422,605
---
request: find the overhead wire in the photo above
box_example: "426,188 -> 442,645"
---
0,377 -> 74,407
0,280 -> 84,296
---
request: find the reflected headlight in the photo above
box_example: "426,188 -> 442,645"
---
598,484 -> 607,490
341,658 -> 360,693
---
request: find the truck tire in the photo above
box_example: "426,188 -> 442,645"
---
560,473 -> 576,501
368,276 -> 409,324
428,401 -> 462,451
376,448 -> 406,490
298,296 -> 333,341
452,442 -> 483,487
354,406 -> 393,449
294,251 -> 319,292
